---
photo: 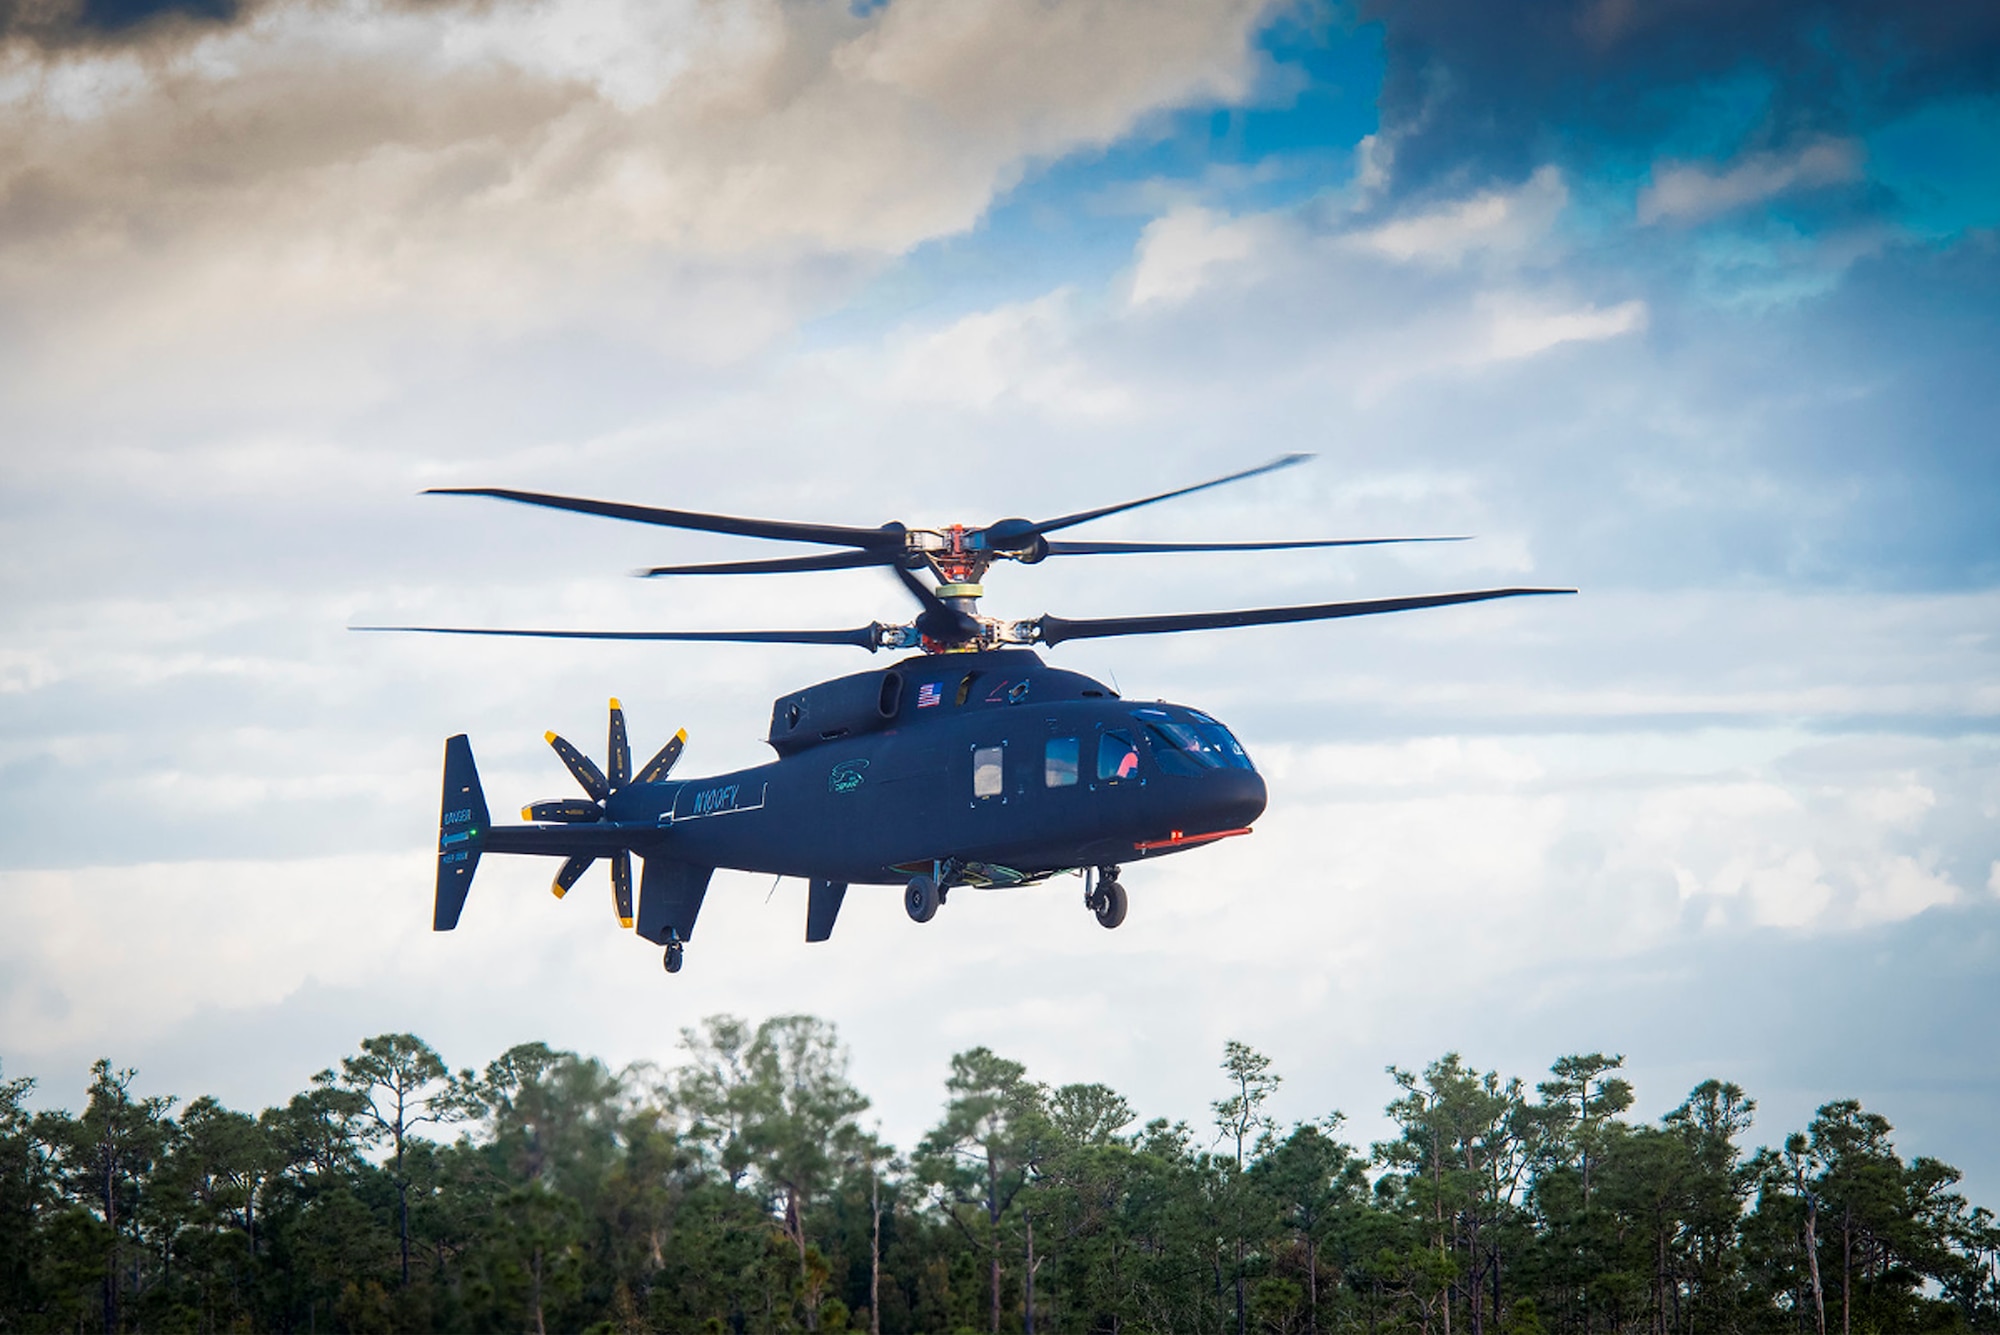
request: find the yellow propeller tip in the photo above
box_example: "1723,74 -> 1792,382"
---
618,917 -> 634,929
609,697 -> 622,710
551,884 -> 569,899
674,728 -> 687,742
520,806 -> 534,821
544,730 -> 558,743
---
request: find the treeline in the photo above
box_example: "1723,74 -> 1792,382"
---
2,1019 -> 1997,1334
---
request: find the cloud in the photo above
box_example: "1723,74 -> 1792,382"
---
1639,138 -> 1865,225
0,0 -> 1273,411
1359,0 -> 2000,204
1347,165 -> 1569,264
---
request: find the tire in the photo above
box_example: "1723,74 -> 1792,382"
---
663,942 -> 684,973
905,874 -> 940,923
1094,880 -> 1127,929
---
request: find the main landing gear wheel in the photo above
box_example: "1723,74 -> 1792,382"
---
1092,879 -> 1127,929
662,937 -> 684,973
905,873 -> 940,923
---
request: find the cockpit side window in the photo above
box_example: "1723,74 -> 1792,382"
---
1096,730 -> 1139,782
1045,737 -> 1079,787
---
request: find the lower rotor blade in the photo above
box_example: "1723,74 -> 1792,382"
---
552,855 -> 594,899
1034,587 -> 1575,645
353,624 -> 885,650
638,550 -> 895,577
636,729 -> 688,785
611,852 -> 634,929
607,698 -> 630,789
546,732 -> 610,802
1043,536 -> 1470,555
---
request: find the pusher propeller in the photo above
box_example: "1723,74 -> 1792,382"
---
526,698 -> 689,928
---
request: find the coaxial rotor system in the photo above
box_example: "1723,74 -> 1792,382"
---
358,454 -> 1573,653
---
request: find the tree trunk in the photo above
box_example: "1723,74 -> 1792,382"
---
1308,1234 -> 1319,1335
1840,1209 -> 1851,1335
1804,1194 -> 1826,1335
1024,1209 -> 1035,1335
871,1171 -> 882,1335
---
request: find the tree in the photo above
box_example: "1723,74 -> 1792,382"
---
335,1033 -> 478,1286
918,1047 -> 1045,1335
37,1061 -> 175,1334
1213,1041 -> 1281,1335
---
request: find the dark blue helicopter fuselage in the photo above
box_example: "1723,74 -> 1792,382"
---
595,649 -> 1265,885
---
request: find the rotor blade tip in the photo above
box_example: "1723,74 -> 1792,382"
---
675,728 -> 688,742
609,697 -> 622,711
544,730 -> 558,743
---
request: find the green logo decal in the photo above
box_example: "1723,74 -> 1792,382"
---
829,759 -> 869,794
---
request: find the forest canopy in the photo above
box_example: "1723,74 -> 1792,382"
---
1,1018 -> 1995,1334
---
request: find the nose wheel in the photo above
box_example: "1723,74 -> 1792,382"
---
1086,866 -> 1127,929
662,930 -> 685,973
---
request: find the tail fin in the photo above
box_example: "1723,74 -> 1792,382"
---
436,734 -> 490,930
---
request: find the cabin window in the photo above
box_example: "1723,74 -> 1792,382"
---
972,745 -> 1005,798
1096,730 -> 1139,782
1044,737 -> 1079,787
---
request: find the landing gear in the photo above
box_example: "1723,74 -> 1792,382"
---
662,930 -> 685,973
905,873 -> 940,923
1093,880 -> 1127,928
1086,866 -> 1127,929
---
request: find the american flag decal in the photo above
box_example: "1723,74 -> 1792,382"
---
916,681 -> 943,708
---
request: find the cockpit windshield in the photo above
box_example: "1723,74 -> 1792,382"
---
1134,711 -> 1255,772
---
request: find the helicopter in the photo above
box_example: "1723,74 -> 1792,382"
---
362,454 -> 1571,973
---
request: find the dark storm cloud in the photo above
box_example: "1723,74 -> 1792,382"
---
1360,0 -> 2000,194
0,0 -> 239,47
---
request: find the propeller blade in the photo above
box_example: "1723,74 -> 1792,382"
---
638,549 -> 895,578
552,855 -> 595,899
636,729 -> 688,785
611,852 -> 634,929
892,565 -> 982,644
523,799 -> 603,823
1033,587 -> 1575,645
545,731 -> 611,802
353,624 -> 885,650
1042,535 -> 1471,556
426,488 -> 904,550
607,698 -> 630,789
978,453 -> 1312,549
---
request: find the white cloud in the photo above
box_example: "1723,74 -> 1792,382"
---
1128,205 -> 1279,307
1639,138 -> 1864,225
1348,165 -> 1569,264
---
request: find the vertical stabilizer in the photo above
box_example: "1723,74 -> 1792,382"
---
436,734 -> 490,930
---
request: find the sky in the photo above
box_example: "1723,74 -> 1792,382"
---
2,0 -> 1997,1193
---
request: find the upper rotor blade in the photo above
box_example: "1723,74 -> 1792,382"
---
607,698 -> 630,789
353,624 -> 885,650
1009,453 -> 1313,541
1033,587 -> 1575,645
638,549 -> 896,578
1043,535 -> 1470,556
427,487 -> 904,551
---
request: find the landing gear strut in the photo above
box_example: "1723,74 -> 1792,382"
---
662,930 -> 685,973
1086,865 -> 1127,929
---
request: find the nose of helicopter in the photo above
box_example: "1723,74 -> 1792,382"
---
1190,765 -> 1267,832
